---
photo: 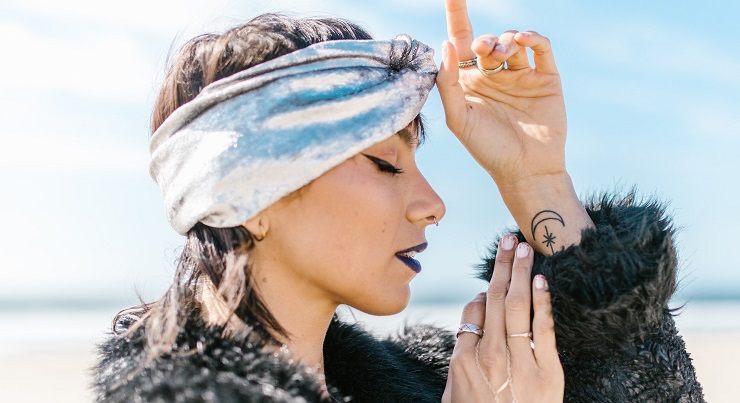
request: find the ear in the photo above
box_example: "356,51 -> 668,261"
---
242,215 -> 269,241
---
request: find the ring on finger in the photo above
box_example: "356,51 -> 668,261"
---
476,58 -> 506,76
458,58 -> 478,68
456,323 -> 484,338
507,331 -> 535,349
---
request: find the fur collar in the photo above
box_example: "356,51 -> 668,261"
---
94,313 -> 453,402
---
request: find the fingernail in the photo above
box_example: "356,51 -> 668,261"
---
534,275 -> 547,290
494,43 -> 507,54
501,235 -> 515,251
516,243 -> 530,258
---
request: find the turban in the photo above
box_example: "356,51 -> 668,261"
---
150,35 -> 437,235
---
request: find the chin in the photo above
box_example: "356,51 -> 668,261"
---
350,286 -> 411,316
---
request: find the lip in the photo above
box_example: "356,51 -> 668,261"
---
395,242 -> 428,273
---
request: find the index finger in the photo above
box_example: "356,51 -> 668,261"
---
445,0 -> 475,61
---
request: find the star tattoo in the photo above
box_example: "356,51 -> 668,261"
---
542,225 -> 557,254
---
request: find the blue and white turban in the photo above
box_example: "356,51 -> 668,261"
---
150,35 -> 437,235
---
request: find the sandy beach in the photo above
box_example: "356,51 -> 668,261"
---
1,302 -> 736,402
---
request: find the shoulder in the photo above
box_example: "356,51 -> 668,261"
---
93,317 -> 323,402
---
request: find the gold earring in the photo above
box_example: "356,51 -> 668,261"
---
253,223 -> 267,242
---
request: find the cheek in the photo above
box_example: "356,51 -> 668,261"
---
299,171 -> 404,264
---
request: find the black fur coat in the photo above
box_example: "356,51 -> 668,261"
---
94,194 -> 704,402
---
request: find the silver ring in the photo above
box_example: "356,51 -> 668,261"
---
456,323 -> 484,338
477,58 -> 506,76
506,331 -> 533,338
458,58 -> 477,68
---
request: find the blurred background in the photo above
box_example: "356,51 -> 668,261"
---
1,0 -> 738,401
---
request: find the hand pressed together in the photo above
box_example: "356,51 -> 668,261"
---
442,236 -> 564,402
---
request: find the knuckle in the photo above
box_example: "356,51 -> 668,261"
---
536,318 -> 555,334
487,283 -> 508,302
505,294 -> 528,312
495,252 -> 514,265
449,29 -> 472,39
462,300 -> 485,316
474,291 -> 487,301
513,260 -> 533,273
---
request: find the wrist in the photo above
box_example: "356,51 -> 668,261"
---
495,171 -> 573,202
494,172 -> 594,255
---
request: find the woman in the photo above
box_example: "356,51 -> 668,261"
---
94,2 -> 703,402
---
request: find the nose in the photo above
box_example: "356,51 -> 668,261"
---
407,170 -> 446,227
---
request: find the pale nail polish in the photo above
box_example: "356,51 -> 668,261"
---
501,236 -> 515,251
516,243 -> 530,258
495,43 -> 507,54
534,275 -> 547,290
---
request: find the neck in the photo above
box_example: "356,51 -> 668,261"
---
265,289 -> 337,373
200,258 -> 338,376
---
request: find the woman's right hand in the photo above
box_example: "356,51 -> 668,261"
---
437,0 -> 567,189
441,235 -> 564,402
437,0 -> 595,257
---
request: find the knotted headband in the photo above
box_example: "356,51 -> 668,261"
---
150,35 -> 437,235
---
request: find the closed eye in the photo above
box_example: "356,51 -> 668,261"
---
361,154 -> 403,175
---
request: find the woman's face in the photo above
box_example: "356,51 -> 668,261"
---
252,125 -> 445,316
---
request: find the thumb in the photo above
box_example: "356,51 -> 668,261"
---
437,40 -> 469,137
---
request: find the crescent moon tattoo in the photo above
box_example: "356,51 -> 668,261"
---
531,210 -> 565,254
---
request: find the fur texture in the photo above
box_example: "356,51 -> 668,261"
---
94,315 -> 452,402
478,192 -> 704,402
94,193 -> 703,402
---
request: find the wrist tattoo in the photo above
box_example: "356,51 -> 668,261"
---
531,210 -> 565,254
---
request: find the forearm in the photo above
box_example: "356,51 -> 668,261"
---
496,172 -> 593,255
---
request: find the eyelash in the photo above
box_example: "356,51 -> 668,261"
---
361,154 -> 404,175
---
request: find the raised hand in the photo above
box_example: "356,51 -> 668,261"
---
438,0 -> 594,255
438,0 -> 567,188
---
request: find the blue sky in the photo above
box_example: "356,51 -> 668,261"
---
1,0 -> 738,305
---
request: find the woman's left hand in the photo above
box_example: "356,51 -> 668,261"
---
438,0 -> 567,189
441,235 -> 564,402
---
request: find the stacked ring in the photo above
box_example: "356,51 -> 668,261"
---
457,58 -> 477,68
456,323 -> 484,338
477,58 -> 505,75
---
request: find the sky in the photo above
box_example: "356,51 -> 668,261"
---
1,0 -> 738,306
